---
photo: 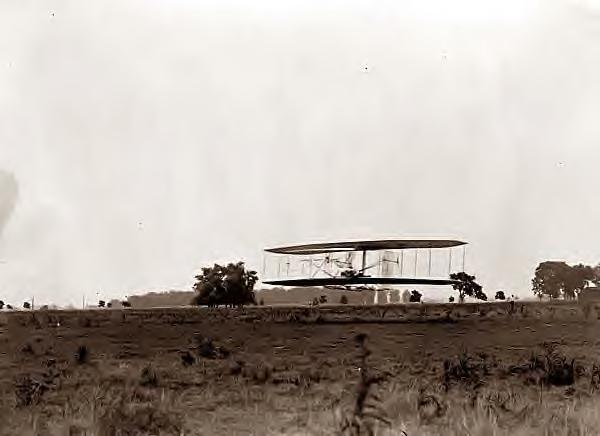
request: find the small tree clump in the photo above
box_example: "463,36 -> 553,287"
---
495,291 -> 506,300
409,290 -> 422,303
192,262 -> 258,307
450,272 -> 487,302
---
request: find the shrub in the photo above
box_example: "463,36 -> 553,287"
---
192,261 -> 258,307
14,375 -> 49,407
75,345 -> 89,364
409,290 -> 422,303
340,295 -> 349,305
140,365 -> 159,387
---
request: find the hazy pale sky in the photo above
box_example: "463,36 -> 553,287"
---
1,0 -> 600,305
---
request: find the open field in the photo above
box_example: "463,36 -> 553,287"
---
3,301 -> 600,435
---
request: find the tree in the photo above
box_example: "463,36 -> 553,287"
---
450,272 -> 487,302
98,300 -> 106,308
532,261 -> 595,300
192,262 -> 258,307
339,295 -> 349,305
23,301 -> 31,309
448,296 -> 455,303
495,291 -> 506,300
409,290 -> 422,303
319,295 -> 327,304
565,264 -> 595,299
0,300 -> 4,310
593,264 -> 600,286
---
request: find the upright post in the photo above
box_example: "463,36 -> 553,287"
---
31,296 -> 35,310
462,245 -> 466,271
448,248 -> 453,275
400,251 -> 404,276
361,250 -> 367,272
414,249 -> 418,277
428,248 -> 432,276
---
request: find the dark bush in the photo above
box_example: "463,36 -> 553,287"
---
75,345 -> 89,364
192,262 -> 258,307
14,375 -> 49,407
140,365 -> 159,387
442,352 -> 490,390
409,290 -> 422,303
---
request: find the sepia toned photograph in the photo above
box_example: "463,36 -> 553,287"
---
1,0 -> 600,434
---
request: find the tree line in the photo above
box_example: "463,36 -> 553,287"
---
532,261 -> 600,300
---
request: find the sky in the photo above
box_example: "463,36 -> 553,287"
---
1,0 -> 600,306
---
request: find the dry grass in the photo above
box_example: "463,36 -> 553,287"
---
3,302 -> 600,435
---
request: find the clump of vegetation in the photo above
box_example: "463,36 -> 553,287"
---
180,351 -> 195,366
97,390 -> 182,435
532,261 -> 598,300
13,361 -> 62,408
192,335 -> 230,360
14,375 -> 50,407
74,345 -> 89,364
416,386 -> 446,423
409,290 -> 422,303
450,272 -> 487,302
495,290 -> 506,300
540,344 -> 575,386
192,262 -> 258,307
340,295 -> 349,305
442,351 -> 491,391
140,365 -> 159,387
509,343 -> 575,387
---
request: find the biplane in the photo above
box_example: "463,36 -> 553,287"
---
262,239 -> 467,291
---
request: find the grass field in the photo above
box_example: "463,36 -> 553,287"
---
2,301 -> 600,435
